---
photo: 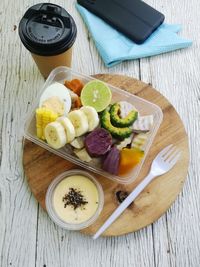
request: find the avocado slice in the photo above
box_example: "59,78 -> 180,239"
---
100,109 -> 132,140
110,103 -> 138,127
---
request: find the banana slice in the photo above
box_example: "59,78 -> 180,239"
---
81,106 -> 99,131
45,122 -> 67,149
56,117 -> 75,143
70,136 -> 85,149
68,110 -> 89,137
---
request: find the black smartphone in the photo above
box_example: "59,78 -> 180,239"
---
77,0 -> 165,44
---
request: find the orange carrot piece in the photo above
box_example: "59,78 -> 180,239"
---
74,97 -> 82,108
64,79 -> 84,96
64,80 -> 72,89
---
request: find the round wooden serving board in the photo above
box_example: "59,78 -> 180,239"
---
23,74 -> 189,236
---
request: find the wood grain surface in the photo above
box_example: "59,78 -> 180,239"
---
23,74 -> 189,236
0,0 -> 200,266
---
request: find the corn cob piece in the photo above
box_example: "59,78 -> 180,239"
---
131,133 -> 148,150
36,108 -> 58,140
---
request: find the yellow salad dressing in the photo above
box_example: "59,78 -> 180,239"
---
53,175 -> 99,224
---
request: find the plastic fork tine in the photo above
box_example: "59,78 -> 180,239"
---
167,148 -> 179,162
169,151 -> 181,166
163,146 -> 177,161
159,144 -> 173,158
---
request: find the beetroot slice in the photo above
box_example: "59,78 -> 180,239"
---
102,146 -> 120,175
85,128 -> 112,157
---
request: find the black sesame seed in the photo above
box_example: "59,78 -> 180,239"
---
62,188 -> 88,210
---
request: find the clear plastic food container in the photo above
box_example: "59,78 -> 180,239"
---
24,66 -> 163,184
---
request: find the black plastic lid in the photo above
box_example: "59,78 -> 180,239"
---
19,3 -> 77,56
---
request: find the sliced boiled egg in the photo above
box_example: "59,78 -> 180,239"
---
39,82 -> 71,116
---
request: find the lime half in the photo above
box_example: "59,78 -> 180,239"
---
80,80 -> 112,112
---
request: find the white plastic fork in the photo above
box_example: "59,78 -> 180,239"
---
93,144 -> 181,240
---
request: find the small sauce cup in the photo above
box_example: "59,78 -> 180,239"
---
45,169 -> 104,230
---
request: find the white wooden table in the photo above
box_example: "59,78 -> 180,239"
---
0,0 -> 200,266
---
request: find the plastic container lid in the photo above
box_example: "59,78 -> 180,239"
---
18,3 -> 77,56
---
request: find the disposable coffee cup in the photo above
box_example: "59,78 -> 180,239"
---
19,3 -> 77,78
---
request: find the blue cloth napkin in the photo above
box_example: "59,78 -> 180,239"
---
76,4 -> 192,67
